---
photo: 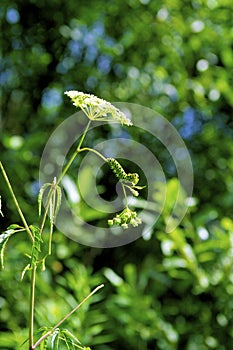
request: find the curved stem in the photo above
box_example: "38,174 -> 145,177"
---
121,183 -> 128,208
78,147 -> 107,162
0,161 -> 34,242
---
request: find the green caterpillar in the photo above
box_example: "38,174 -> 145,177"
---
107,158 -> 139,186
107,158 -> 127,180
126,173 -> 139,186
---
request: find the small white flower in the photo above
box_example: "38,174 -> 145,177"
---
65,90 -> 132,126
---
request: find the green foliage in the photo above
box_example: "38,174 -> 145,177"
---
30,225 -> 42,267
1,0 -> 233,349
36,327 -> 83,350
38,180 -> 62,222
0,92 -> 138,350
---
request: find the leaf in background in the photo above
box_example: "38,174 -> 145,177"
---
0,195 -> 3,217
61,331 -> 75,349
62,329 -> 81,345
39,336 -> 48,350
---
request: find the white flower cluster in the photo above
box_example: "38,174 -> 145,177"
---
65,90 -> 132,126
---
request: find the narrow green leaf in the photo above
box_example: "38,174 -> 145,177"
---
29,225 -> 43,267
54,185 -> 62,220
61,332 -> 75,350
0,229 -> 17,269
62,329 -> 81,345
38,327 -> 51,350
21,263 -> 31,280
6,224 -> 22,230
40,337 -> 48,350
53,333 -> 60,350
21,337 -> 29,346
36,326 -> 51,334
51,328 -> 60,349
38,183 -> 51,216
40,257 -> 46,272
0,195 -> 3,217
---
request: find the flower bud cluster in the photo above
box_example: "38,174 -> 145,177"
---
108,207 -> 142,229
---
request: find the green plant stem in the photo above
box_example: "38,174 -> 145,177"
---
29,265 -> 37,350
57,120 -> 91,185
0,161 -> 33,242
122,183 -> 128,208
78,147 -> 107,162
32,284 -> 104,349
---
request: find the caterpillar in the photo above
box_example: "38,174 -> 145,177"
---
107,158 -> 127,181
126,173 -> 139,186
107,158 -> 139,186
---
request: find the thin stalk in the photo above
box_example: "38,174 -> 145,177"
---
32,284 -> 104,349
29,265 -> 37,350
78,147 -> 107,162
38,194 -> 51,239
76,120 -> 92,151
57,120 -> 91,185
0,161 -> 33,242
122,183 -> 128,208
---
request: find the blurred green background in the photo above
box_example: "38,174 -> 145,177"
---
0,0 -> 233,349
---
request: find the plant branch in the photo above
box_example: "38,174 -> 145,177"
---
57,120 -> 91,186
78,147 -> 107,162
32,284 -> 104,349
29,265 -> 37,350
122,183 -> 128,207
0,161 -> 33,242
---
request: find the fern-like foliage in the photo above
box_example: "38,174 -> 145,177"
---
33,327 -> 88,350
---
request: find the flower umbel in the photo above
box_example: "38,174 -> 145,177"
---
65,91 -> 132,126
108,207 -> 142,229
